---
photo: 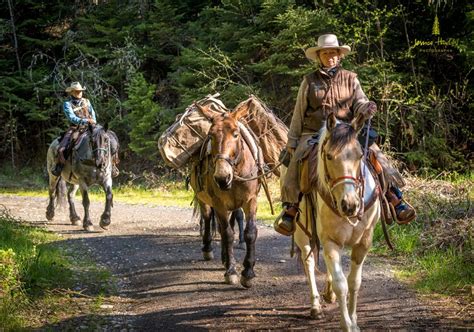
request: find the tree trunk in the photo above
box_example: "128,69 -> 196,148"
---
7,0 -> 22,75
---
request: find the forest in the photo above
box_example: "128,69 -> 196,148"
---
0,0 -> 472,175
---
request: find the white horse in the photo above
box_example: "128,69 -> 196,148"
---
294,112 -> 381,331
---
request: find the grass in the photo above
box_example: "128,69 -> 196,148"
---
372,175 -> 473,298
0,208 -> 114,330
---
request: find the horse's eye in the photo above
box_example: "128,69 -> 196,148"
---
326,154 -> 333,161
233,131 -> 239,138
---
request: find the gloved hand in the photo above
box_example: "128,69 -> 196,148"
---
360,101 -> 377,119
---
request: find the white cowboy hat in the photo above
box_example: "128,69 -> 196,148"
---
305,34 -> 351,61
65,82 -> 86,93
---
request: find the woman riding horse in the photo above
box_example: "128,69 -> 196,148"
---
275,34 -> 416,235
51,82 -> 119,177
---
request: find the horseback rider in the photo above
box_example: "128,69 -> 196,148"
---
275,34 -> 416,235
51,82 -> 119,177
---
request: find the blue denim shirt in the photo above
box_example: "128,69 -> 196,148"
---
63,97 -> 97,125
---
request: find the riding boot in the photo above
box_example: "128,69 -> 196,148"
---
386,187 -> 416,224
274,202 -> 299,236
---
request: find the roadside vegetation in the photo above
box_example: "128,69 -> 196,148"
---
0,206 -> 115,330
372,174 -> 473,300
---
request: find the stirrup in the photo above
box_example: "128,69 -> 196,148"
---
273,206 -> 299,236
389,199 -> 416,225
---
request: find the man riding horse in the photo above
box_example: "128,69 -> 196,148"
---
51,82 -> 119,177
275,34 -> 416,235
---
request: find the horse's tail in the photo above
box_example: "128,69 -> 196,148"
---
55,177 -> 67,209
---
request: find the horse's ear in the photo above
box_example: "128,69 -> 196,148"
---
326,112 -> 337,131
195,103 -> 214,121
351,112 -> 365,133
231,99 -> 250,121
103,122 -> 109,132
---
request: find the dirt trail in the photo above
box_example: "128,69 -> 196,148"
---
1,194 -> 472,331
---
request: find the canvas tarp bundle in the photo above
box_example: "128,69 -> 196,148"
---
235,95 -> 289,176
158,94 -> 228,169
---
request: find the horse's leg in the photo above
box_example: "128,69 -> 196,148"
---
99,177 -> 113,229
323,270 -> 337,304
68,184 -> 81,225
322,241 -> 354,332
294,225 -> 323,319
216,210 -> 237,285
232,209 -> 245,250
79,184 -> 93,232
240,198 -> 257,288
347,244 -> 369,329
46,174 -> 60,221
201,204 -> 214,261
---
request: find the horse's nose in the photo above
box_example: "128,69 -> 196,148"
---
214,174 -> 232,190
341,198 -> 358,216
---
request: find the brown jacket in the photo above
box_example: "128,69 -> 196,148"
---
287,67 -> 371,148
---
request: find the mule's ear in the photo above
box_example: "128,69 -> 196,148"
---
195,103 -> 214,121
351,112 -> 365,133
326,112 -> 337,131
231,99 -> 250,121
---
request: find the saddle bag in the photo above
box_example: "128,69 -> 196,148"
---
158,94 -> 228,169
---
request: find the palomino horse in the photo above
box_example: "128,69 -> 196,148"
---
294,112 -> 381,331
190,104 -> 260,288
46,125 -> 118,231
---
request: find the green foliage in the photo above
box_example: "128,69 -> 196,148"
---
0,0 -> 471,173
0,207 -> 115,329
123,72 -> 172,159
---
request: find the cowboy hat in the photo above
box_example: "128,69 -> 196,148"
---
305,34 -> 351,61
65,82 -> 86,93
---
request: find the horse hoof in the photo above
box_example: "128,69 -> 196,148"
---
100,218 -> 111,229
70,217 -> 80,225
323,292 -> 337,304
225,274 -> 239,285
310,308 -> 324,320
84,225 -> 94,232
235,242 -> 245,250
240,276 -> 253,289
202,251 -> 214,261
46,211 -> 54,221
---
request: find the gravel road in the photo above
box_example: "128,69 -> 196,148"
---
1,194 -> 471,331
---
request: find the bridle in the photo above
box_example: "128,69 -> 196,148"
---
91,129 -> 111,170
320,134 -> 366,225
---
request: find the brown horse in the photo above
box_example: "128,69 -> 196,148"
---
189,104 -> 260,288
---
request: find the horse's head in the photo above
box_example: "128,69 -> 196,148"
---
319,112 -> 366,217
90,125 -> 111,170
196,103 -> 249,191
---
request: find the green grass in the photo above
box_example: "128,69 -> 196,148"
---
0,209 -> 114,330
372,175 -> 473,298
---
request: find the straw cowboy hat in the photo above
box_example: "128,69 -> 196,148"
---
305,34 -> 351,61
65,82 -> 86,93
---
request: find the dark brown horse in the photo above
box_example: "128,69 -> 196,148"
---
190,104 -> 260,288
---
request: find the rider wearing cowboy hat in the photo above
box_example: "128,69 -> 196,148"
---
51,82 -> 97,176
275,34 -> 416,235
